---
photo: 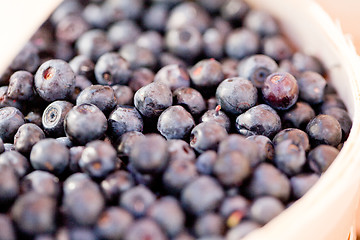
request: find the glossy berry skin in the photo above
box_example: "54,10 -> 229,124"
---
190,59 -> 224,88
282,102 -> 316,129
0,165 -> 19,204
249,196 -> 284,225
76,85 -> 117,114
323,107 -> 352,140
117,131 -> 144,158
274,139 -> 306,176
306,114 -> 342,147
308,145 -> 339,174
262,72 -> 299,110
216,77 -> 257,115
0,151 -> 29,178
134,82 -> 172,118
94,52 -> 132,85
14,123 -> 45,154
69,55 -> 95,80
262,36 -> 293,62
64,104 -> 108,145
79,140 -> 117,179
101,170 -> 135,202
34,59 -> 76,102
200,109 -> 231,132
124,218 -> 167,240
119,44 -> 156,70
247,135 -> 275,162
30,138 -> 69,175
20,170 -> 60,198
42,101 -> 73,137
157,105 -> 195,140
297,71 -> 327,104
173,87 -> 206,116
120,185 -> 156,218
236,104 -> 281,138
0,107 -> 25,142
273,128 -> 310,152
0,214 -> 15,240
290,173 -> 319,199
63,173 -> 97,196
7,71 -> 34,101
112,85 -> 134,105
154,64 -> 190,91
181,176 -> 224,216
226,221 -> 260,240
11,192 -> 56,235
167,139 -> 196,162
107,20 -> 141,49
190,122 -> 228,153
128,68 -> 154,92
225,28 -> 260,60
194,213 -> 225,238
237,54 -> 278,88
196,150 -> 217,175
244,10 -> 279,37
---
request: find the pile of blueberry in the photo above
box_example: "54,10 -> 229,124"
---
0,0 -> 353,239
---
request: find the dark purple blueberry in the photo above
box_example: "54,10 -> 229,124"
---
200,108 -> 231,132
181,176 -> 224,216
120,185 -> 156,218
154,64 -> 190,91
10,42 -> 40,73
136,31 -> 164,55
262,72 -> 299,110
190,122 -> 228,153
274,139 -> 306,176
14,123 -> 45,154
323,107 -> 352,140
297,71 -> 327,104
116,131 -> 144,157
159,52 -> 187,68
128,68 -> 154,92
79,140 -> 117,179
278,59 -> 301,78
7,71 -> 34,101
108,106 -> 143,142
168,139 -> 196,162
292,52 -> 324,74
249,196 -> 284,225
0,165 -> 18,204
203,28 -> 225,59
64,104 -> 107,145
308,145 -> 339,174
21,170 -> 59,198
0,214 -> 15,240
101,170 -> 135,202
216,77 -> 257,115
306,114 -> 342,146
238,54 -> 278,88
56,136 -> 73,148
58,227 -> 97,240
166,26 -> 203,60
82,3 -> 109,29
54,41 -> 75,62
11,192 -> 56,235
127,164 -> 156,187
134,82 -> 172,118
225,29 -> 260,60
69,55 -> 95,80
245,10 -> 279,36
282,102 -> 316,129
71,75 -> 93,102
143,3 -> 169,32
63,173 -> 97,196
107,20 -> 141,49
94,52 -> 132,85
95,207 -> 134,240
262,36 -> 293,62
247,163 -> 291,201
42,101 -> 74,137
290,173 -> 319,199
147,197 -> 185,237
194,213 -> 225,238
25,111 -> 43,128
236,104 -> 281,138
273,128 -> 310,152
34,59 -> 76,102
226,221 -> 260,240
0,151 -> 29,178
190,59 -> 224,88
0,86 -> 22,110
50,0 -> 82,24
207,97 -> 219,111
112,84 -> 134,105
173,87 -> 206,116
76,85 -> 117,114
119,43 -> 156,70
56,15 -> 90,43
320,94 -> 347,112
130,134 -> 168,174
221,58 -> 239,79
76,29 -> 114,62
220,0 -> 249,22
163,159 -> 198,194
219,195 -> 249,220
196,150 -> 217,175
68,146 -> 84,173
30,138 -> 69,175
247,135 -> 275,162
102,0 -> 144,22
124,218 -> 167,240
0,107 -> 25,142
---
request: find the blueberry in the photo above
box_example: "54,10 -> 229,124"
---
247,135 -> 275,162
320,94 -> 347,112
107,20 -> 141,49
292,52 -> 324,74
278,59 -> 301,78
0,107 -> 25,142
0,151 -> 29,177
238,54 -> 278,88
42,101 -> 74,137
54,41 -> 75,62
196,150 -> 217,175
249,196 -> 285,225
213,17 -> 233,36
221,58 -> 239,79
124,218 -> 167,240
226,221 -> 260,240
262,72 -> 299,110
79,140 -> 117,179
244,10 -> 279,36
76,29 -> 114,62
147,197 -> 185,237
119,43 -> 157,70
154,64 -> 190,91
190,122 -> 228,153
64,104 -> 107,145
274,139 -> 306,176
127,163 -> 156,187
128,68 -> 154,92
247,163 -> 291,201
11,192 -> 56,235
0,86 -> 22,110
14,123 -> 45,154
120,185 -> 156,218
197,0 -> 226,13
7,71 -> 35,101
236,104 -> 282,138
143,3 -> 169,32
0,214 -> 15,240
282,102 -> 316,129
94,52 -> 132,85
136,31 -> 164,55
168,139 -> 196,162
95,207 -> 134,240
308,145 -> 339,174
129,134 -> 169,174
219,195 -> 249,221
10,42 -> 40,73
56,136 -> 73,148
112,85 -> 134,105
21,170 -> 60,198
56,15 -> 90,43
102,0 -> 144,22
69,55 -> 95,80
323,107 -> 352,140
163,159 -> 198,194
68,146 -> 84,173
25,111 -> 43,128
190,59 -> 224,88
262,36 -> 293,62
181,176 -> 224,216
101,170 -> 135,202
200,108 -> 231,132
134,82 -> 172,118
159,52 -> 187,68
58,227 -> 97,240
116,131 -> 144,158
194,213 -> 225,238
63,173 -> 97,196
220,0 -> 249,23
50,0 -> 82,24
173,87 -> 206,116
306,114 -> 342,147
203,28 -> 225,59
30,138 -> 69,175
290,173 -> 319,199
225,28 -> 260,60
0,165 -> 19,204
82,3 -> 109,29
297,71 -> 327,104
273,128 -> 310,152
